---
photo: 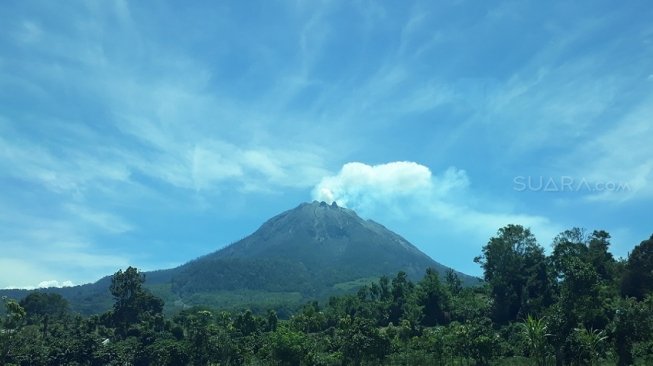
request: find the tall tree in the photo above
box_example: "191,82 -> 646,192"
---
109,266 -> 164,335
1,297 -> 26,365
1,297 -> 25,330
550,228 -> 589,281
587,230 -> 616,283
621,234 -> 653,300
475,225 -> 552,323
445,269 -> 463,295
337,316 -> 390,365
19,292 -> 69,321
548,229 -> 616,365
388,271 -> 414,325
416,268 -> 451,326
612,296 -> 653,366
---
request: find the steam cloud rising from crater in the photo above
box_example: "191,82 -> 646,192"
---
311,161 -> 443,209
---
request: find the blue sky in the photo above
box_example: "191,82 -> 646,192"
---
1,0 -> 652,288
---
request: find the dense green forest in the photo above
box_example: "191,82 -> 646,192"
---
2,225 -> 652,365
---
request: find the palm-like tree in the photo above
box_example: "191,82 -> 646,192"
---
521,315 -> 550,366
574,326 -> 608,366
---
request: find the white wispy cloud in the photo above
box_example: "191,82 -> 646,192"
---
569,96 -> 653,202
1,0 -> 343,194
0,207 -> 131,288
64,204 -> 133,234
0,1 -> 344,287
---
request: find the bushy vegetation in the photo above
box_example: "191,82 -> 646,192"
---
2,226 -> 653,365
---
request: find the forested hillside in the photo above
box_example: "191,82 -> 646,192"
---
2,225 -> 652,365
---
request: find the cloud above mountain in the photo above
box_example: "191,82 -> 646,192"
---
313,161 -> 556,254
313,161 -> 444,207
313,161 -> 473,210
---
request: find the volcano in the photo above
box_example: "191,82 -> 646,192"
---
169,201 -> 476,297
0,201 -> 478,314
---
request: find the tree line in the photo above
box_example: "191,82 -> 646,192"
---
1,225 -> 652,365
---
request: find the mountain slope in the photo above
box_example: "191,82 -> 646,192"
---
1,201 -> 478,314
170,201 -> 476,297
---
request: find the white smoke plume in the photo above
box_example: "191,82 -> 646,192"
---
312,161 -> 466,209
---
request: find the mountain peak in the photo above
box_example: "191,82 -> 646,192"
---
315,200 -> 339,208
305,200 -> 341,209
189,202 -> 474,290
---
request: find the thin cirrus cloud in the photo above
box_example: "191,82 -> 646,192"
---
1,0 -> 651,285
0,3 -> 337,288
567,96 -> 653,203
0,201 -> 131,288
